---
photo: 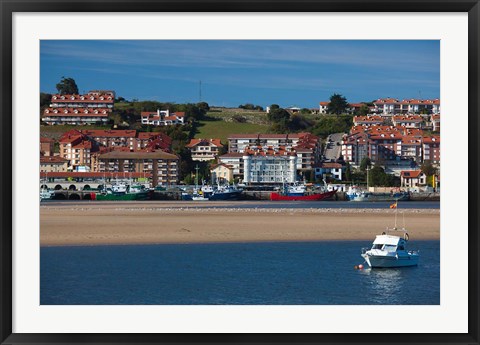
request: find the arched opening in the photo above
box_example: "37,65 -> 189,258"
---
69,185 -> 77,191
55,184 -> 63,190
53,193 -> 66,200
83,185 -> 91,190
40,184 -> 48,189
69,193 -> 80,200
83,193 -> 92,200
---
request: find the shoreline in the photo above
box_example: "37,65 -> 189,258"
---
41,204 -> 440,247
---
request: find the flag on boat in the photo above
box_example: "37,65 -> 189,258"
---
390,202 -> 397,209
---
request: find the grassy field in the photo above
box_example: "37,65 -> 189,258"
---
194,118 -> 269,142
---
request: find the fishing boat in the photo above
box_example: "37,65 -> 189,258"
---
95,179 -> 151,201
40,173 -> 55,201
270,179 -> 336,201
346,186 -> 410,202
208,184 -> 243,200
270,189 -> 337,201
360,202 -> 419,268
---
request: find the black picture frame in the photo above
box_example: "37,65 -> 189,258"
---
1,1 -> 479,344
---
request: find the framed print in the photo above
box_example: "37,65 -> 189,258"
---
1,1 -> 479,344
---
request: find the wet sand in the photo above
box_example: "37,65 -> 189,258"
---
40,202 -> 440,246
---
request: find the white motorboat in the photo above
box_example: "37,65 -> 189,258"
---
361,229 -> 419,268
361,200 -> 419,268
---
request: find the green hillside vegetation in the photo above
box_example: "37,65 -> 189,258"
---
194,117 -> 269,142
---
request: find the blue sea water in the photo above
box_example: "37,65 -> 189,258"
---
40,241 -> 439,305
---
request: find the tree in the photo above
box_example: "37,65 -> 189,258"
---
345,162 -> 352,181
358,104 -> 370,116
40,92 -> 52,108
327,93 -> 349,115
197,102 -> 210,113
359,157 -> 372,172
267,106 -> 290,124
55,76 -> 79,95
420,160 -> 437,176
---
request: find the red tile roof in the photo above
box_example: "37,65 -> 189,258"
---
51,94 -> 114,103
186,138 -> 223,148
43,107 -> 110,117
401,170 -> 424,178
81,129 -> 137,138
40,156 -> 68,163
40,137 -> 55,143
40,172 -> 152,179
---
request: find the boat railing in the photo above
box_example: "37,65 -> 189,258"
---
361,247 -> 369,254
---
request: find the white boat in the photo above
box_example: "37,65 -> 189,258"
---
361,229 -> 419,268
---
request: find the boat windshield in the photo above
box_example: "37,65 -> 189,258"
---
382,244 -> 397,252
372,244 -> 383,249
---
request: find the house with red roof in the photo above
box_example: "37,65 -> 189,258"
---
42,90 -> 115,125
400,170 -> 427,188
373,98 -> 440,115
140,109 -> 185,126
392,115 -> 424,128
186,138 -> 223,161
210,163 -> 234,184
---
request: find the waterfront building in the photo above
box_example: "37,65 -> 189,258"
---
210,163 -> 234,184
42,90 -> 115,125
40,156 -> 69,173
242,147 -> 297,184
140,109 -> 185,126
96,150 -> 179,186
217,153 -> 244,180
314,162 -> 344,181
186,138 -> 223,161
400,170 -> 427,188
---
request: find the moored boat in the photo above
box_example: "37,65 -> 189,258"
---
361,231 -> 419,268
346,186 -> 410,202
360,201 -> 419,268
270,189 -> 336,201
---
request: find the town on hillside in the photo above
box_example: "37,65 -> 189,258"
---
40,78 -> 440,201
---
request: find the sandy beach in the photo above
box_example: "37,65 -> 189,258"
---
40,201 -> 440,246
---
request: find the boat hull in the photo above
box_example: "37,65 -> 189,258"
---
347,192 -> 410,202
208,191 -> 242,201
95,191 -> 151,201
362,253 -> 419,268
270,190 -> 336,201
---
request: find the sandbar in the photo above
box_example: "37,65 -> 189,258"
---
40,201 -> 440,246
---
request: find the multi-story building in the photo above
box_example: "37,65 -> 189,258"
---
392,115 -> 424,128
96,150 -> 179,186
353,116 -> 384,126
314,162 -> 344,181
42,90 -> 115,125
242,147 -> 297,184
217,153 -> 245,180
58,130 -> 95,170
210,163 -> 234,184
140,110 -> 185,126
81,129 -> 138,150
422,135 -> 440,165
341,125 -> 440,166
186,138 -> 223,161
373,98 -> 440,114
228,133 -> 320,171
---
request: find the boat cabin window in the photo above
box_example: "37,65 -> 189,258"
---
382,244 -> 397,252
397,245 -> 405,250
372,244 -> 383,249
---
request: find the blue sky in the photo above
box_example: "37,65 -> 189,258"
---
40,40 -> 440,108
